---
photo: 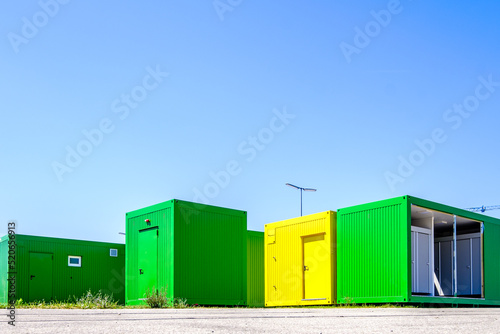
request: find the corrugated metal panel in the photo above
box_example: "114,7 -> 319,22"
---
247,230 -> 264,307
337,197 -> 408,304
265,211 -> 336,307
125,199 -> 247,306
484,222 -> 500,302
0,236 -> 8,304
174,200 -> 247,305
126,202 -> 174,305
0,235 -> 125,304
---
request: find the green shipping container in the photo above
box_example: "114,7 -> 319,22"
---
126,199 -> 247,306
337,195 -> 500,306
0,234 -> 125,304
247,230 -> 264,307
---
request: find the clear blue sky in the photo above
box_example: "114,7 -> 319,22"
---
2,1 -> 500,243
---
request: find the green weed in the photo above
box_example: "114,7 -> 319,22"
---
143,287 -> 190,308
144,287 -> 170,308
74,289 -> 119,309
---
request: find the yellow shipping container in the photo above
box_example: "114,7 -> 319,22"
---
265,211 -> 337,307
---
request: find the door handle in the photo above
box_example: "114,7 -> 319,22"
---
304,266 -> 309,271
139,269 -> 144,275
467,265 -> 471,269
30,275 -> 35,280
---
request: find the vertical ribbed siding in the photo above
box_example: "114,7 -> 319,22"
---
0,237 -> 9,304
337,201 -> 407,303
12,242 -> 29,303
126,204 -> 173,304
174,201 -> 247,305
265,211 -> 335,306
277,218 -> 326,303
484,222 -> 500,301
265,239 -> 276,305
7,235 -> 125,303
157,208 -> 174,299
247,231 -> 264,307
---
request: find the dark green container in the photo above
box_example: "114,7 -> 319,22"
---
337,195 -> 500,306
247,230 -> 264,307
125,199 -> 247,306
0,234 -> 125,304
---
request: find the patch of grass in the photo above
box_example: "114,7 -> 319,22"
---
173,297 -> 189,308
1,288 -> 190,309
2,290 -> 120,309
143,287 -> 190,308
144,287 -> 170,308
3,298 -> 77,309
74,289 -> 119,309
340,296 -> 355,307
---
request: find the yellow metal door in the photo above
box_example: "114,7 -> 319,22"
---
303,234 -> 329,300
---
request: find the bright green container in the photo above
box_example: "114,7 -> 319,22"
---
247,230 -> 264,307
0,234 -> 125,304
337,195 -> 500,306
125,199 -> 247,306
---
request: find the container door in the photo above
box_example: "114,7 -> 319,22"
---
411,227 -> 431,294
138,228 -> 158,299
417,232 -> 431,293
302,234 -> 328,300
29,252 -> 53,302
457,238 -> 471,295
434,242 -> 440,295
472,237 -> 481,295
440,241 -> 453,295
411,231 -> 416,292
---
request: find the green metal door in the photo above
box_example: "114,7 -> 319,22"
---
138,228 -> 158,299
29,252 -> 53,302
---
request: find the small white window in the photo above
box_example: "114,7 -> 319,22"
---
68,256 -> 81,267
110,249 -> 118,257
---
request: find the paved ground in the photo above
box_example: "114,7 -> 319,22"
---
3,307 -> 500,333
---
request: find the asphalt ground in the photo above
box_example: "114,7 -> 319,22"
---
3,307 -> 500,333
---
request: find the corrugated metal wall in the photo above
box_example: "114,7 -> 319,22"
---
0,236 -> 8,304
265,211 -> 335,306
1,235 -> 125,304
337,198 -> 408,304
125,202 -> 174,305
247,230 -> 264,307
174,201 -> 247,305
479,221 -> 500,301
